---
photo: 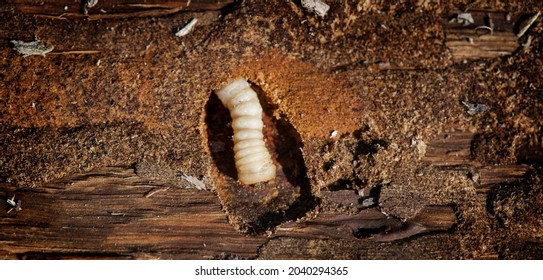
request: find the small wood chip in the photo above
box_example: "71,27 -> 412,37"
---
6,195 -> 22,213
301,0 -> 329,18
462,100 -> 489,115
175,18 -> 198,37
457,13 -> 474,25
11,40 -> 54,57
181,174 -> 206,190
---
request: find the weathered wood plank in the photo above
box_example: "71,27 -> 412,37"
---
6,0 -> 234,19
443,10 -> 519,61
0,167 -> 265,259
423,132 -> 476,167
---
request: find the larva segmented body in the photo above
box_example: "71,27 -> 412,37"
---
216,78 -> 276,185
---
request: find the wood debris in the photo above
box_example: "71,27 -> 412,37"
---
423,132 -> 475,166
462,100 -> 489,115
6,194 -> 22,213
443,10 -> 518,61
274,206 -> 456,241
301,0 -> 329,17
82,0 -> 99,14
517,11 -> 541,38
175,18 -> 198,37
456,13 -> 474,25
181,174 -> 207,190
10,40 -> 54,57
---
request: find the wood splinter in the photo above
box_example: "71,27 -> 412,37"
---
6,195 -> 22,213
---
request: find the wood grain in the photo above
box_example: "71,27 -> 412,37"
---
0,167 -> 265,259
423,132 -> 476,167
0,166 -> 460,259
7,0 -> 234,19
423,131 -> 534,202
444,10 -> 519,61
274,206 -> 457,242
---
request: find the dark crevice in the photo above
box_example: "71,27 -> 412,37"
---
327,178 -> 365,191
354,225 -> 401,239
516,142 -> 543,165
355,139 -> 389,157
218,0 -> 243,18
323,160 -> 335,172
205,92 -> 237,180
18,252 -> 134,260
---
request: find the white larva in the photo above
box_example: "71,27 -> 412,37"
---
216,78 -> 276,185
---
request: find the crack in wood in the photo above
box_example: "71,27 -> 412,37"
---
273,205 -> 457,242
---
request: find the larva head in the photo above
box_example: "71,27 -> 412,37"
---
216,78 -> 250,106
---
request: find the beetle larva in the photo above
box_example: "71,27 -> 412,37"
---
216,78 -> 276,185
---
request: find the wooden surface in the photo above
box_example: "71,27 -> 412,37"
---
4,136 -> 526,259
6,0 -> 234,19
274,206 -> 456,242
0,167 -> 458,259
423,131 -> 533,195
0,167 -> 266,259
422,130 -> 536,218
423,132 -> 476,167
1,2 -> 542,259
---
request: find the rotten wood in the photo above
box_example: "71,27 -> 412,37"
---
423,132 -> 533,191
477,164 -> 532,194
423,130 -> 535,209
7,0 -> 234,19
423,132 -> 476,167
0,167 -> 265,260
443,9 -> 519,61
1,1 -> 541,260
273,205 -> 456,242
321,190 -> 362,208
